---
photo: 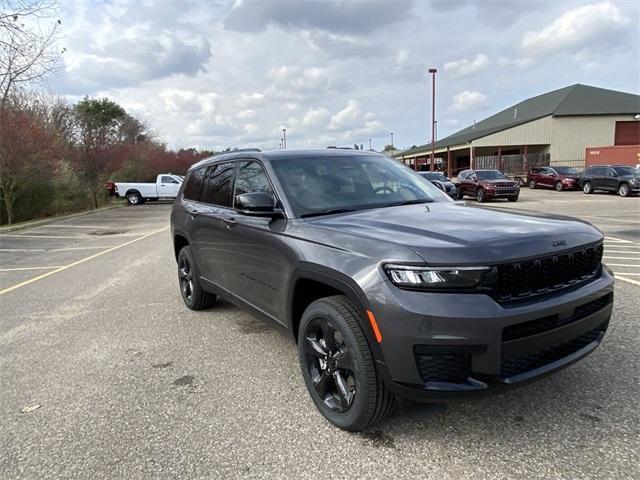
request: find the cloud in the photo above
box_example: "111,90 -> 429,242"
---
267,65 -> 350,96
236,93 -> 265,108
450,91 -> 489,112
160,89 -> 216,114
498,57 -> 535,69
302,107 -> 330,127
224,0 -> 414,34
329,100 -> 360,130
521,1 -> 630,55
444,54 -> 490,77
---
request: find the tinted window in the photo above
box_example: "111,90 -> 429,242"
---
201,162 -> 235,207
234,161 -> 274,200
552,167 -> 577,175
531,168 -> 541,174
458,171 -> 469,180
270,154 -> 447,217
612,166 -> 639,176
183,168 -> 205,201
591,167 -> 607,176
421,172 -> 448,182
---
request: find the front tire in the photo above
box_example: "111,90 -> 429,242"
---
298,295 -> 394,431
476,188 -> 486,203
529,180 -> 536,189
618,183 -> 631,197
554,181 -> 563,192
177,246 -> 216,310
583,182 -> 593,194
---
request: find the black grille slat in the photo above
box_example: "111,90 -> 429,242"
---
501,325 -> 605,378
495,243 -> 603,302
502,293 -> 612,342
415,354 -> 470,383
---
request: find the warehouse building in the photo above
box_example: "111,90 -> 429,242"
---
395,84 -> 640,178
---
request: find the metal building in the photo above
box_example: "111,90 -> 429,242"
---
395,84 -> 640,178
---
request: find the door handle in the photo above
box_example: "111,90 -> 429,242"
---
186,207 -> 199,217
223,217 -> 237,228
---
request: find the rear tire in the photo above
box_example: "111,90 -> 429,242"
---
126,191 -> 143,205
554,181 -> 563,192
177,246 -> 216,310
618,183 -> 631,197
298,295 -> 394,431
583,182 -> 593,194
529,180 -> 536,189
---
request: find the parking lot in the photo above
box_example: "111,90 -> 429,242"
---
1,191 -> 638,479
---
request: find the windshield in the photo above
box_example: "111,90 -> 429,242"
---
270,154 -> 450,217
552,167 -> 577,175
612,166 -> 640,176
475,170 -> 507,180
421,172 -> 449,182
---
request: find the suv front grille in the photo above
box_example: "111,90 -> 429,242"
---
501,324 -> 605,378
495,243 -> 603,302
415,354 -> 470,383
502,293 -> 612,341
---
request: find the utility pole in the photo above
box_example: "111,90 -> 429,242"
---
428,68 -> 437,172
282,128 -> 287,150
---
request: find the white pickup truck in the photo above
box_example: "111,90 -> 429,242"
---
115,174 -> 184,205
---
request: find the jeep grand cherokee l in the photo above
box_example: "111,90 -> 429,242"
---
527,166 -> 580,191
171,149 -> 613,431
456,169 -> 520,202
580,165 -> 640,197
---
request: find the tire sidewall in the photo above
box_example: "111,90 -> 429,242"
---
476,189 -> 485,202
619,184 -> 630,197
529,180 -> 536,189
583,182 -> 592,194
555,181 -> 563,191
127,193 -> 140,205
177,246 -> 202,309
297,300 -> 374,430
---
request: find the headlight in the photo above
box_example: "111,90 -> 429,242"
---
384,264 -> 494,290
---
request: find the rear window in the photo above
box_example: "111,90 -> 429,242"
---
183,168 -> 205,201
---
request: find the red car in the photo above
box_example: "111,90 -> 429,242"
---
527,166 -> 580,191
455,169 -> 520,202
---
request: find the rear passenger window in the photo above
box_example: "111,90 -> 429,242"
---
201,162 -> 235,207
183,168 -> 205,201
234,161 -> 274,199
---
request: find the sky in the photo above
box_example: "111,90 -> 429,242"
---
53,0 -> 640,151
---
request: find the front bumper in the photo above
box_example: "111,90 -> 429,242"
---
484,188 -> 519,199
367,268 -> 614,401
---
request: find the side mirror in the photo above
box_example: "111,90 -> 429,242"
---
610,171 -> 617,177
235,192 -> 283,218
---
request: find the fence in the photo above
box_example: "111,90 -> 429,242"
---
474,153 -> 549,176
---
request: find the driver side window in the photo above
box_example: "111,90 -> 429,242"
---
234,161 -> 274,202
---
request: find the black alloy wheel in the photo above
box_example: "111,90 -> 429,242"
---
177,246 -> 216,310
302,318 -> 355,413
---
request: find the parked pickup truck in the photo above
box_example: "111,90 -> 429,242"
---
115,174 -> 184,205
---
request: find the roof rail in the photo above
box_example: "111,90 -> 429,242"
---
326,146 -> 356,150
212,148 -> 261,157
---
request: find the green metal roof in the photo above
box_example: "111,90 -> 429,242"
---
398,84 -> 640,157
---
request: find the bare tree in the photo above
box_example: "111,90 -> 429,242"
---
0,0 -> 63,103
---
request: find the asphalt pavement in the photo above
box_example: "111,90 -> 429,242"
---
0,191 -> 638,479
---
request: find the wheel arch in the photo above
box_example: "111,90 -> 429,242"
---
173,232 -> 190,262
125,188 -> 141,198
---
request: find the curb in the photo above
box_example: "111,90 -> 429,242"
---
0,204 -> 126,233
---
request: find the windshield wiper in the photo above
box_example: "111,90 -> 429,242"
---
385,199 -> 433,207
301,208 -> 358,218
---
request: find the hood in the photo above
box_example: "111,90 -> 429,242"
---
307,203 -> 602,265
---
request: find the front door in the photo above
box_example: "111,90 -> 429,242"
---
158,175 -> 182,197
222,160 -> 286,322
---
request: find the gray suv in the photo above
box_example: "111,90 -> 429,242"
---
170,149 -> 614,431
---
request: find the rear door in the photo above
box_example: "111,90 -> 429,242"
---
190,161 -> 237,289
222,160 -> 286,322
590,167 -> 607,190
538,167 -> 554,187
158,175 -> 182,198
603,167 -> 618,191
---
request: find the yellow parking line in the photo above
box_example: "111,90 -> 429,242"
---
0,226 -> 169,296
615,275 -> 640,286
0,266 -> 64,272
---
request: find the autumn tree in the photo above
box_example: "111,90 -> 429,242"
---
73,97 -> 128,206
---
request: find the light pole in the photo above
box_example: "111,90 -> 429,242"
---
434,120 -> 438,142
428,68 -> 437,171
369,138 -> 372,151
390,132 -> 394,150
282,128 -> 287,150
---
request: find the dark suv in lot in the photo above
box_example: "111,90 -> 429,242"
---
418,171 -> 457,198
171,149 -> 613,431
527,166 -> 580,191
455,169 -> 520,202
580,165 -> 640,197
